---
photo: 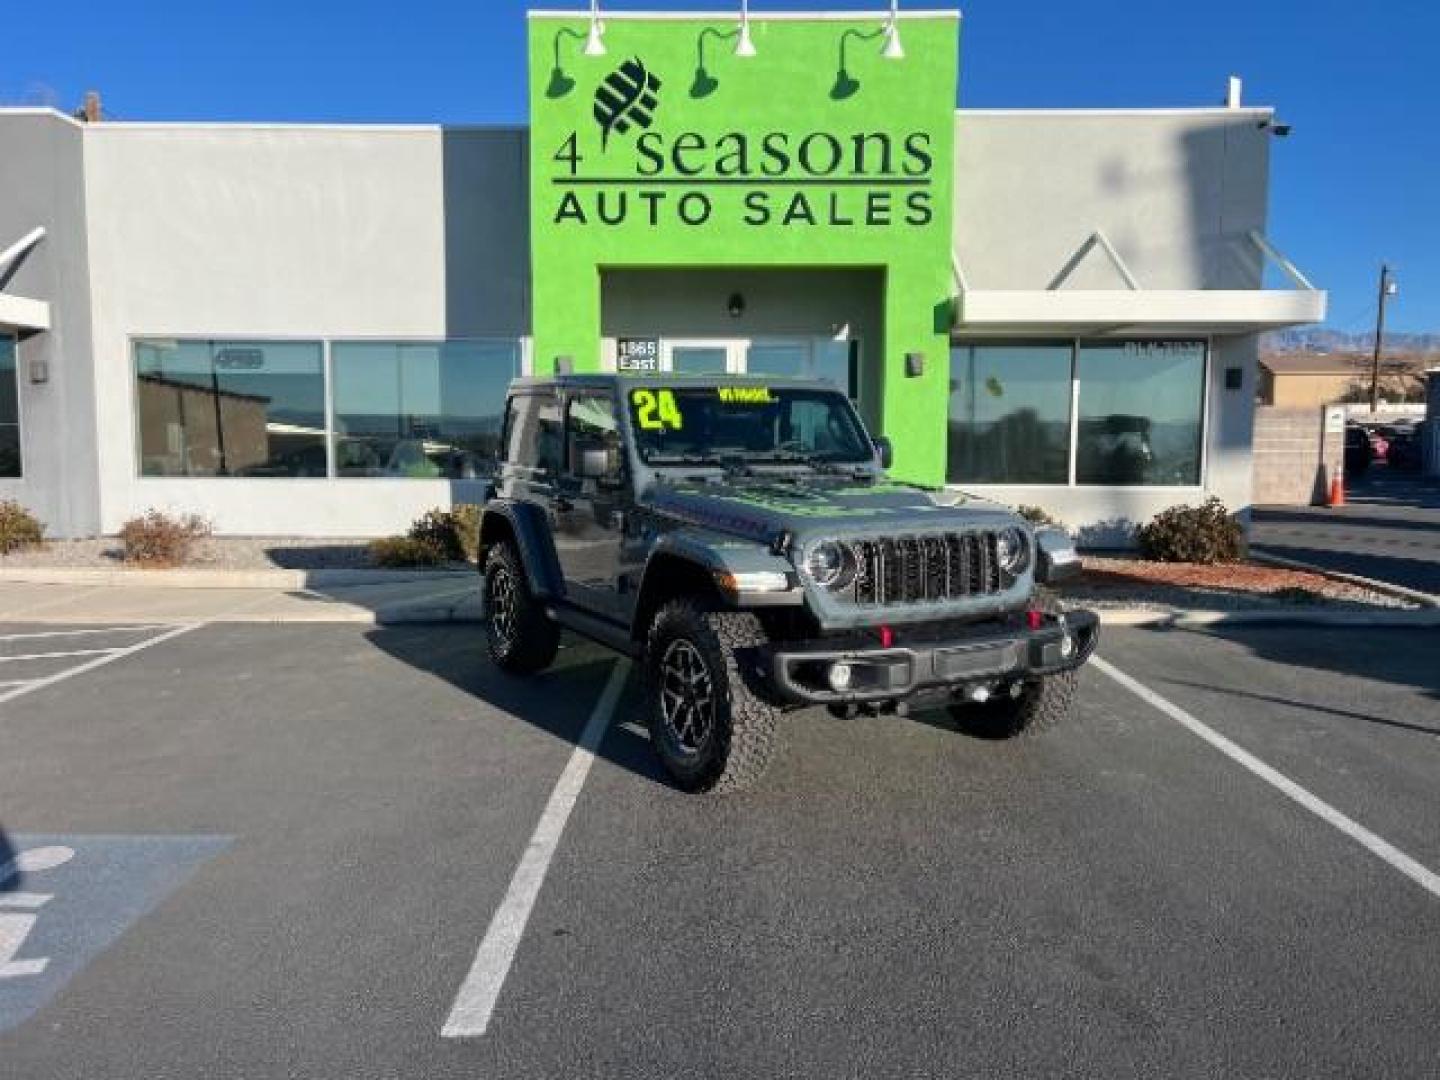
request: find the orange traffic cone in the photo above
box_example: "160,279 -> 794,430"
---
1328,475 -> 1346,507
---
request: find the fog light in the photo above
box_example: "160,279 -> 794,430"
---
828,662 -> 853,692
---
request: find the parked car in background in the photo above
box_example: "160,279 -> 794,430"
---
1366,427 -> 1390,462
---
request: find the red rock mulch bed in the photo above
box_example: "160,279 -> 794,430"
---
1054,556 -> 1408,611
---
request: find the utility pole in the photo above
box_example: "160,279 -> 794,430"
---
1369,263 -> 1397,413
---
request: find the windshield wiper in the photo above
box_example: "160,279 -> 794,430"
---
755,449 -> 855,474
647,452 -> 721,466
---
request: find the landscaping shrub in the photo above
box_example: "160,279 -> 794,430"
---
0,499 -> 45,554
406,504 -> 482,564
368,535 -> 448,568
451,503 -> 481,563
118,510 -> 212,567
1136,498 -> 1244,565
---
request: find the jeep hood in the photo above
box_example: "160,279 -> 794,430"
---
643,478 -> 1022,545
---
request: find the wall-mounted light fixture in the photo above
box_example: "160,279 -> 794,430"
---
882,0 -> 905,60
554,354 -> 575,375
736,0 -> 757,57
727,293 -> 746,318
905,351 -> 924,377
546,27 -> 587,97
583,0 -> 606,57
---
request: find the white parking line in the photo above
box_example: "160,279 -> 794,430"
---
0,625 -> 162,642
0,648 -> 120,664
1092,655 -> 1440,901
0,623 -> 203,706
441,659 -> 632,1039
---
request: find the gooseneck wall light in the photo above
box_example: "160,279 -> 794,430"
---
882,0 -> 905,60
831,2 -> 907,101
583,0 -> 606,57
736,0 -> 757,57
546,28 -> 585,97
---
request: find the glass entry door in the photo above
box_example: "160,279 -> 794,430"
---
659,337 -> 853,397
664,341 -> 736,375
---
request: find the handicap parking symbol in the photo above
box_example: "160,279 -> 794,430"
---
0,833 -> 230,1034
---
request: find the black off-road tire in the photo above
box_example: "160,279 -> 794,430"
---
948,669 -> 1078,739
645,599 -> 781,794
482,541 -> 560,675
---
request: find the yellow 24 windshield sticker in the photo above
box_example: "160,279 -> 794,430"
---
632,389 -> 683,431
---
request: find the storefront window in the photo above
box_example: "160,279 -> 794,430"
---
947,343 -> 1072,484
1076,341 -> 1205,486
331,340 -> 520,478
134,340 -> 326,477
0,336 -> 19,477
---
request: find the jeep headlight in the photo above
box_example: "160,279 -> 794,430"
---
805,540 -> 856,592
996,527 -> 1031,576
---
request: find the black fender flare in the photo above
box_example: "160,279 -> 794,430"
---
478,500 -> 565,600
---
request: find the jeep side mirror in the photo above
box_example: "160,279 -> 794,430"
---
1034,527 -> 1081,586
873,436 -> 893,470
579,447 -> 611,479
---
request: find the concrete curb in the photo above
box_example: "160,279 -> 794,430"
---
1248,550 -> 1440,608
0,566 -> 475,590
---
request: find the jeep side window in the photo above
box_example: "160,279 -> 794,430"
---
504,391 -> 563,476
564,392 -> 623,484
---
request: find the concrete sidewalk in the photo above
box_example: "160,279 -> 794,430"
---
0,577 -> 482,625
2,576 -> 1438,630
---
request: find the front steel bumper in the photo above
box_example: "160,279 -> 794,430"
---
766,609 -> 1100,706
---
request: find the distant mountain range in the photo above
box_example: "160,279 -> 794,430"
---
1264,329 -> 1440,355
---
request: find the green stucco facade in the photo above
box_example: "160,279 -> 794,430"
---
528,12 -> 959,485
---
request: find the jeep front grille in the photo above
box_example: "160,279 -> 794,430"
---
848,531 -> 1003,605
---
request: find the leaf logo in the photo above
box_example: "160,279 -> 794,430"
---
594,58 -> 662,149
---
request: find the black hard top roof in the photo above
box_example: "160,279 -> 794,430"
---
511,372 -> 838,389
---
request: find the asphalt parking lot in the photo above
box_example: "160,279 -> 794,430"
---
1,619 -> 1438,1078
1254,468 -> 1440,596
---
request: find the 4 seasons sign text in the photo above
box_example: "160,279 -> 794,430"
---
550,57 -> 936,230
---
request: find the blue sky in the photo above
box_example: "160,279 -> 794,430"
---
5,1 -> 1435,334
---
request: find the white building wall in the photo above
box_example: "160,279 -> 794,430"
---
953,109 -> 1271,291
0,112 -> 102,537
81,123 -> 530,536
949,110 -> 1272,542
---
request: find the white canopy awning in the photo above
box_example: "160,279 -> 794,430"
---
952,230 -> 1327,337
954,288 -> 1326,337
0,293 -> 51,333
0,227 -> 51,333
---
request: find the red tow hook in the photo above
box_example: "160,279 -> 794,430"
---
878,625 -> 894,649
1026,608 -> 1045,631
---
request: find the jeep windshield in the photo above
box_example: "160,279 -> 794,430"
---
626,385 -> 874,468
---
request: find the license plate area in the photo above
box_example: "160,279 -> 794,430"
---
933,640 -> 1022,680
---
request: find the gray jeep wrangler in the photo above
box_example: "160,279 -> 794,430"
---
478,374 -> 1098,793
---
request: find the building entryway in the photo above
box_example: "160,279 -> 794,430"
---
661,335 -> 855,395
600,266 -> 883,422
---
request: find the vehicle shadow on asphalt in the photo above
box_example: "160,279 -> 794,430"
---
0,826 -> 18,890
361,627 -> 676,789
1254,510 -> 1440,534
1162,625 -> 1440,708
1162,678 -> 1440,736
1249,543 -> 1440,594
